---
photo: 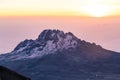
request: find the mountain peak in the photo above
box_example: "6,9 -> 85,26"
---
37,29 -> 65,41
37,29 -> 76,42
1,29 -> 120,80
9,29 -> 79,59
1,29 -> 106,60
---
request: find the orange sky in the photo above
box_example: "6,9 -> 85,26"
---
0,16 -> 120,53
0,0 -> 120,17
0,0 -> 120,53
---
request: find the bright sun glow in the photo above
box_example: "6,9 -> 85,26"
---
81,4 -> 111,17
0,0 -> 120,16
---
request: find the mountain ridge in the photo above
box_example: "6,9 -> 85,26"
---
1,29 -> 107,60
0,29 -> 120,80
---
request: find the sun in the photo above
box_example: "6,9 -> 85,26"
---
81,4 -> 111,17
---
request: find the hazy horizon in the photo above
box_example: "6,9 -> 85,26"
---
0,0 -> 120,53
0,16 -> 120,53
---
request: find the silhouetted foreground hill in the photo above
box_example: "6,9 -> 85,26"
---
0,29 -> 120,80
0,66 -> 30,80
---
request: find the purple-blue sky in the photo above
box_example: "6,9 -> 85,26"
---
0,16 -> 120,53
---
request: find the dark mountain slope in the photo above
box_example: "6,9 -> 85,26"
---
0,66 -> 30,80
0,29 -> 120,80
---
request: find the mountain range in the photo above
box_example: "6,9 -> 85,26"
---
0,29 -> 120,80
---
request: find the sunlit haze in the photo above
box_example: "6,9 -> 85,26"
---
0,0 -> 120,53
0,17 -> 120,53
0,0 -> 120,17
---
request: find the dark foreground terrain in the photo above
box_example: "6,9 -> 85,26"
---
0,66 -> 30,80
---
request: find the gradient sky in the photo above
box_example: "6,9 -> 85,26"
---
0,0 -> 120,16
0,0 -> 120,53
0,17 -> 120,53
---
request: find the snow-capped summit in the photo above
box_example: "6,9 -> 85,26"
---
0,29 -> 108,60
37,29 -> 65,41
37,29 -> 78,42
1,29 -> 120,80
3,29 -> 80,59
